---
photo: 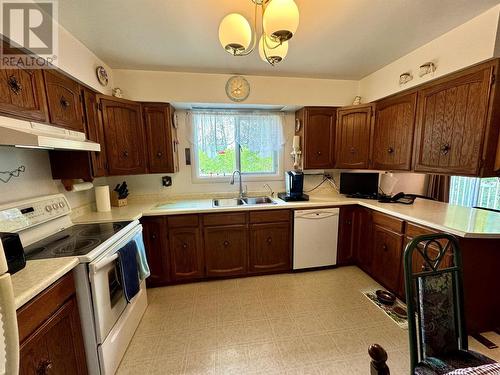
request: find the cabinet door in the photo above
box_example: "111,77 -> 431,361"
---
413,66 -> 492,175
371,225 -> 404,293
0,67 -> 48,122
20,297 -> 87,375
353,207 -> 373,274
336,104 -> 374,169
100,97 -> 147,175
142,216 -> 170,286
372,93 -> 417,170
249,222 -> 290,274
169,227 -> 204,281
43,70 -> 84,132
297,107 -> 336,169
83,89 -> 107,177
204,225 -> 247,277
337,206 -> 356,265
143,103 -> 177,173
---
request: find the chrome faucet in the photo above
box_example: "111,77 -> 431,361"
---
263,183 -> 274,197
230,170 -> 246,198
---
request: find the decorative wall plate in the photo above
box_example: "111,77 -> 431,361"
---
96,66 -> 109,86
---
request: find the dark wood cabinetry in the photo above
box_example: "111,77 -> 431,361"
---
43,70 -> 84,132
143,103 -> 178,173
413,63 -> 494,175
337,206 -> 357,265
142,216 -> 170,286
204,224 -> 247,277
335,104 -> 374,169
249,222 -> 290,273
99,97 -> 147,175
295,107 -> 336,169
84,89 -> 107,177
372,93 -> 417,170
18,273 -> 87,375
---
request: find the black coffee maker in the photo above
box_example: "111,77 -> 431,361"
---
278,171 -> 309,201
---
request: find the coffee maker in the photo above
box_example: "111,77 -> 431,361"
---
278,171 -> 309,201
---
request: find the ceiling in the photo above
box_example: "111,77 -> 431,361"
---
58,0 -> 499,79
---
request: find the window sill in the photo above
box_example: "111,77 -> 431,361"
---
191,174 -> 284,184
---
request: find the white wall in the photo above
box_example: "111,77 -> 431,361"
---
0,148 -> 97,208
113,70 -> 359,107
359,4 -> 500,102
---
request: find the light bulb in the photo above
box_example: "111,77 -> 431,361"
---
263,0 -> 299,43
259,35 -> 288,64
218,13 -> 252,55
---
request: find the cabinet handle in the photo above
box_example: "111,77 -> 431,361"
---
182,243 -> 188,249
223,240 -> 230,247
151,234 -> 157,240
267,237 -> 272,244
382,244 -> 388,251
156,151 -> 163,158
387,147 -> 394,154
316,151 -> 322,156
36,359 -> 53,375
60,96 -> 70,109
350,147 -> 356,154
123,151 -> 129,158
346,220 -> 352,225
7,75 -> 22,94
440,144 -> 451,155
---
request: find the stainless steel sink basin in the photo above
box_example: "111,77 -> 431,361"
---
243,196 -> 276,205
212,198 -> 245,207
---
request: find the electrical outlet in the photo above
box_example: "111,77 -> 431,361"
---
162,176 -> 172,187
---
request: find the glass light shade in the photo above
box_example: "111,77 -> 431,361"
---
218,13 -> 252,54
259,35 -> 288,63
263,0 -> 299,42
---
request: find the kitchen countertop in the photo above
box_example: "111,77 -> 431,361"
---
11,257 -> 79,309
73,195 -> 500,239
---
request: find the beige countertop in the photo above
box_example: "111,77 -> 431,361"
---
11,257 -> 79,309
73,195 -> 500,239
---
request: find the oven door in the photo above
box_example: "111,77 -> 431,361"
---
88,224 -> 142,344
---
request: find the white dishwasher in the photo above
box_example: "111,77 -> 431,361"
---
293,208 -> 339,270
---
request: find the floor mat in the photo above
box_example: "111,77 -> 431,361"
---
362,288 -> 408,329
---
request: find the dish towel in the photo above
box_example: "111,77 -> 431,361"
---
133,233 -> 151,281
117,241 -> 140,303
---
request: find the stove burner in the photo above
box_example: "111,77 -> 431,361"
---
52,238 -> 101,256
77,223 -> 125,238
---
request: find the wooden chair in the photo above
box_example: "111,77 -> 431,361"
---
369,344 -> 390,375
403,234 -> 496,374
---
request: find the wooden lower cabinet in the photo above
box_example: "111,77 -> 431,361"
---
371,224 -> 404,293
249,222 -> 290,273
142,216 -> 170,286
169,227 -> 204,281
204,225 -> 247,277
353,207 -> 373,274
18,273 -> 87,375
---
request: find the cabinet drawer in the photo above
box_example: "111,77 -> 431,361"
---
405,222 -> 438,237
249,210 -> 290,224
203,212 -> 246,226
167,214 -> 199,228
17,273 -> 75,343
372,211 -> 404,233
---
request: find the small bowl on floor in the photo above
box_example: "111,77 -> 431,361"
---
392,305 -> 407,319
376,290 -> 396,305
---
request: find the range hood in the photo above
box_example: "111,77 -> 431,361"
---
0,116 -> 100,151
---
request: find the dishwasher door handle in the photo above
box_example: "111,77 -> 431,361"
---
295,212 -> 338,220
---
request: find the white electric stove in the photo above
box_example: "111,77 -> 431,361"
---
0,194 -> 148,375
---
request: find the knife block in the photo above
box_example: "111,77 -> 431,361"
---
111,191 -> 128,207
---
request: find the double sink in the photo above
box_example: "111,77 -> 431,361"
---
213,196 -> 276,207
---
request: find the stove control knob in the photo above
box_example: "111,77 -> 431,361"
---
45,205 -> 52,212
52,203 -> 58,210
59,202 -> 65,208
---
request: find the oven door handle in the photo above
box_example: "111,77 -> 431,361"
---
88,225 -> 142,275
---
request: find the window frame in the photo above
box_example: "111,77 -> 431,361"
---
191,112 -> 285,184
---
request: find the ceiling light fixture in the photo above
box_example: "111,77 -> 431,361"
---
218,0 -> 299,66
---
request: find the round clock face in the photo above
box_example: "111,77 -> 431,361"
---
225,76 -> 250,102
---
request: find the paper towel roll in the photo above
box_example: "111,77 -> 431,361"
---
72,182 -> 94,192
95,185 -> 111,212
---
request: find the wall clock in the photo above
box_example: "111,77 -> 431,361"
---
225,76 -> 250,102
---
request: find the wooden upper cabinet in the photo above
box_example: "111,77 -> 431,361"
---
143,103 -> 177,173
335,104 -> 374,169
296,107 -> 336,169
0,41 -> 48,122
413,64 -> 493,176
372,93 -> 417,170
43,70 -> 84,132
83,89 -> 107,177
99,96 -> 147,175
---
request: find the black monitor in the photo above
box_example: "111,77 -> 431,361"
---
339,172 -> 379,196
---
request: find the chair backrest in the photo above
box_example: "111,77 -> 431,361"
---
403,234 -> 467,372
